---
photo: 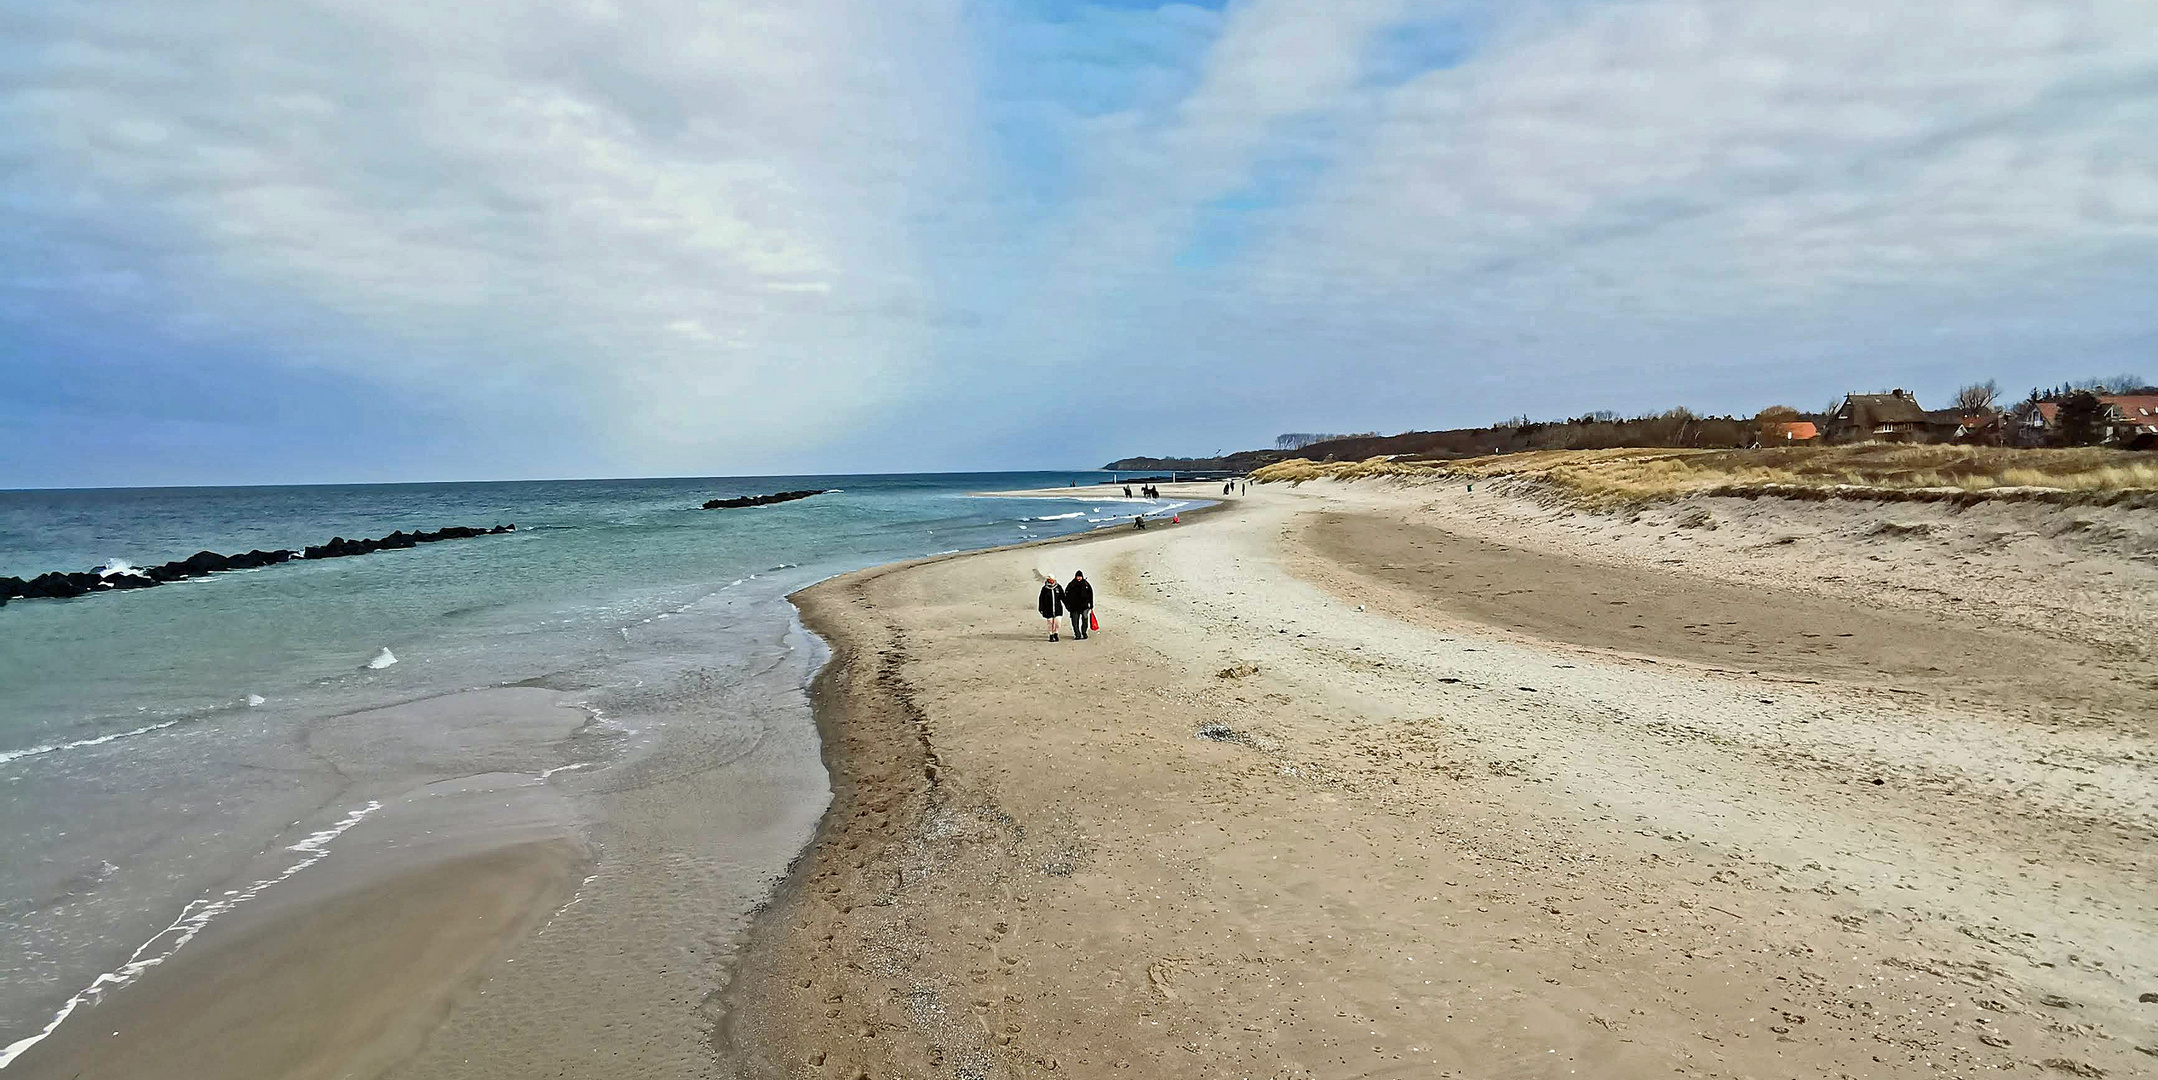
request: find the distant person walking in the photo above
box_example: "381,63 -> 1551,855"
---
1064,571 -> 1094,639
1038,575 -> 1067,642
1124,485 -> 1133,499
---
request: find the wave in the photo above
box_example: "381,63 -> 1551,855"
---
366,647 -> 398,670
0,718 -> 184,767
0,800 -> 383,1069
1027,512 -> 1086,521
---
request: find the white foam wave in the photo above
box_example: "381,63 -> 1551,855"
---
246,694 -> 266,707
1028,512 -> 1085,521
95,559 -> 145,578
366,647 -> 398,669
0,800 -> 382,1070
0,719 -> 183,767
539,761 -> 594,780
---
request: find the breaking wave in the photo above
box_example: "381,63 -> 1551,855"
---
0,719 -> 184,768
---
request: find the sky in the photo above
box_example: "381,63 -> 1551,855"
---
4,0 -> 2155,487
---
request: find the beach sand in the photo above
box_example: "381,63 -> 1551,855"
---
16,478 -> 2152,1078
729,480 -> 2158,1078
10,841 -> 584,1080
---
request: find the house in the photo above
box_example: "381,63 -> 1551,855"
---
2031,394 -> 2158,448
1757,421 -> 1818,446
1828,390 -> 1943,444
2104,394 -> 2158,448
1946,413 -> 2004,445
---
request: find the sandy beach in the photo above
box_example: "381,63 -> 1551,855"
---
14,476 -> 2151,1079
729,479 -> 2158,1078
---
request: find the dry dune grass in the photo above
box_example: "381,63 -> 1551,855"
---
1252,445 -> 2158,508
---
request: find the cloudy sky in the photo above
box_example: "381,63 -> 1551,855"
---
5,0 -> 2155,486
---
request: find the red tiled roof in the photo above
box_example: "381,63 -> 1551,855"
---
2034,396 -> 2158,433
2109,395 -> 2158,431
1762,421 -> 1818,441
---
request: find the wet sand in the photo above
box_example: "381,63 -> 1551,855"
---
11,841 -> 583,1080
729,480 -> 2158,1079
5,687 -> 601,1079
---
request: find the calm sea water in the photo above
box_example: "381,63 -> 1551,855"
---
0,472 -> 1195,1061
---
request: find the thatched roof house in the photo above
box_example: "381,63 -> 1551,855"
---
1829,390 -> 1941,444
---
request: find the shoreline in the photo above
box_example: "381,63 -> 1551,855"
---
0,473 -> 1196,1080
721,484 -> 1238,1075
720,478 -> 2157,1079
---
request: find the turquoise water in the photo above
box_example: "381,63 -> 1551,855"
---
0,472 -> 1198,1058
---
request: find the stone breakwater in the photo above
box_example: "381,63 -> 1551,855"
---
701,489 -> 827,510
0,524 -> 515,606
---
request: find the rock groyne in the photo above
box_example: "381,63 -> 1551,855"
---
0,525 -> 515,606
701,490 -> 827,510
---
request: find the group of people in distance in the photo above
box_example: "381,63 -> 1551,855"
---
1039,476 -> 1256,640
1037,571 -> 1093,642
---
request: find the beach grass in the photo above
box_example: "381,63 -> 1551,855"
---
1252,445 -> 2158,507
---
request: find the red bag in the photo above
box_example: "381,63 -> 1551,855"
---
1088,611 -> 1099,632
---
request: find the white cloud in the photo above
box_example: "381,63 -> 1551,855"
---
6,0 -> 985,470
1287,0 -> 2158,295
6,0 -> 2156,478
985,0 -> 2158,433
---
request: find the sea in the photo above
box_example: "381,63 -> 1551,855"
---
0,472 -> 1199,1068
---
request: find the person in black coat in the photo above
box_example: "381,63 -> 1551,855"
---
1038,575 -> 1066,641
1064,570 -> 1094,639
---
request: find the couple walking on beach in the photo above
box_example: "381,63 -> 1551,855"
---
1038,571 -> 1094,642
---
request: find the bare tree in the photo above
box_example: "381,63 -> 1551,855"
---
1952,380 -> 2000,413
2097,373 -> 2150,395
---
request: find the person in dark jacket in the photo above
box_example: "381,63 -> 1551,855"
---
1064,570 -> 1094,639
1038,575 -> 1066,641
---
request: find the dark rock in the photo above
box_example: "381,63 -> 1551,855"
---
22,572 -> 97,599
701,490 -> 827,510
179,550 -> 230,575
4,524 -> 511,608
